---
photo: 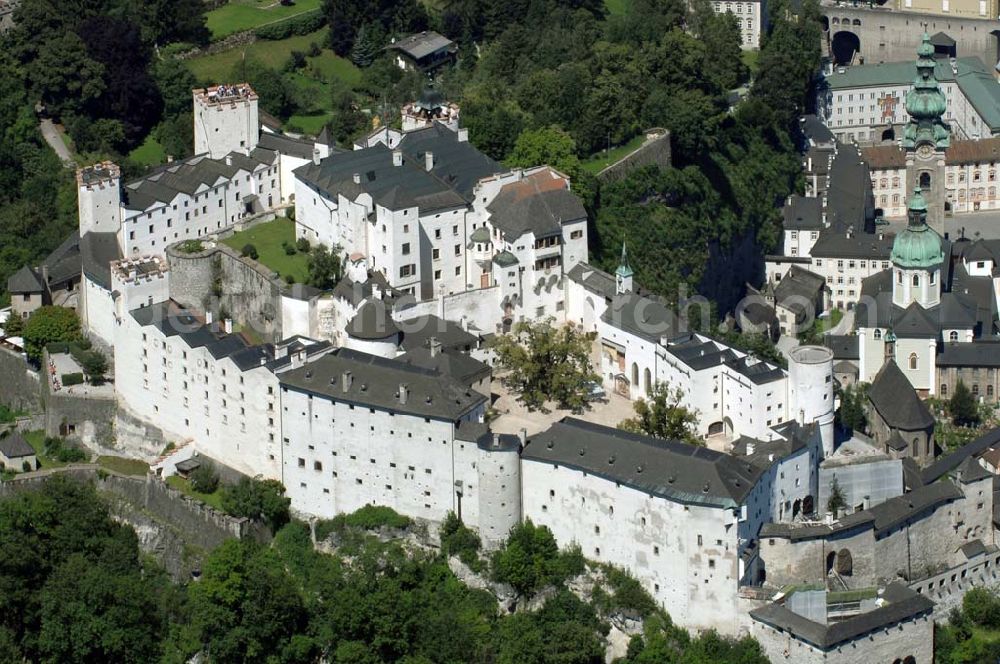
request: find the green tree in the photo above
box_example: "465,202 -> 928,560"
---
189,461 -> 220,494
221,477 -> 291,533
619,383 -> 700,445
837,383 -> 868,432
3,312 -> 23,338
308,244 -> 343,290
491,318 -> 599,412
78,349 -> 107,384
507,126 -> 581,176
963,588 -> 1000,628
490,520 -> 583,596
350,22 -> 382,67
950,380 -> 981,427
827,476 -> 846,518
21,306 -> 83,361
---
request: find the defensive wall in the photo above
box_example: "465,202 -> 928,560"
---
0,344 -> 41,412
596,128 -> 672,184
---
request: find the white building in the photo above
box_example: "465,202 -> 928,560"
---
710,0 -> 766,49
521,418 -> 774,635
114,298 -> 333,478
817,56 -> 1000,144
278,347 -> 520,546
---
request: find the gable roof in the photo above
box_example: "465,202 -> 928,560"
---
868,359 -> 934,431
522,418 -> 765,509
387,31 -> 455,61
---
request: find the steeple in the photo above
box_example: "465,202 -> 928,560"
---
902,32 -> 950,150
891,188 -> 943,269
615,240 -> 634,295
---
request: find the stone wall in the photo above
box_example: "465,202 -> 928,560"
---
596,129 -> 671,184
166,242 -> 287,343
0,345 -> 42,412
823,6 -> 1000,66
395,286 -> 503,337
910,550 -> 1000,620
38,349 -> 116,447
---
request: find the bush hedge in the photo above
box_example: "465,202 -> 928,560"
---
254,10 -> 325,40
61,373 -> 84,386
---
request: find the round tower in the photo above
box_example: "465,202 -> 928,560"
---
77,162 -> 122,236
344,299 -> 400,358
891,188 -> 944,309
476,432 -> 522,549
788,345 -> 835,457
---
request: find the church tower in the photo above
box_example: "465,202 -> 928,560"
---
615,241 -> 633,295
891,188 -> 944,309
902,33 -> 950,234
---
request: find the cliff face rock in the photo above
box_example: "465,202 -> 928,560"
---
108,502 -> 203,581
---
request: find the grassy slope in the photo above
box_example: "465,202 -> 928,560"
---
128,135 -> 167,167
206,0 -> 323,39
166,475 -> 226,510
580,134 -> 647,174
222,217 -> 310,282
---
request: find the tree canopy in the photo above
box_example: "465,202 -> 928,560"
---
619,383 -> 701,445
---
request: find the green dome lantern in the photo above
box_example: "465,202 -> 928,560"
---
902,33 -> 950,150
890,188 -> 944,268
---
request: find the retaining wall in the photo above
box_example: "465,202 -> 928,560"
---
597,129 -> 672,183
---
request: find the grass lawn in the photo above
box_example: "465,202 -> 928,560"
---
604,0 -> 628,15
128,135 -> 167,167
306,50 -> 363,87
206,0 -> 322,40
23,431 -> 69,469
580,134 -> 648,174
286,112 -> 334,134
187,29 -> 356,83
166,475 -> 226,511
742,50 -> 760,75
222,217 -> 310,282
98,456 -> 150,477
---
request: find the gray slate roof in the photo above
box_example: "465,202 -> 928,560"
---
522,418 -> 765,509
868,359 -> 934,431
601,292 -> 679,343
825,334 -> 859,360
347,299 -> 400,340
782,195 -> 823,231
42,231 -> 83,286
295,124 -> 501,212
398,314 -> 478,352
0,432 -> 34,459
80,232 -> 123,290
279,347 -> 486,421
750,583 -> 933,650
774,265 -> 825,316
397,345 -> 490,386
257,131 -> 315,160
938,341 -> 1000,367
387,31 -> 454,61
7,265 -> 43,294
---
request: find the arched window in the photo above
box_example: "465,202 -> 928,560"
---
880,195 -> 888,205
631,362 -> 639,386
644,368 -> 651,394
897,270 -> 903,284
912,274 -> 919,287
909,353 -> 918,370
919,172 -> 931,188
950,330 -> 959,342
892,177 -> 900,187
874,328 -> 882,339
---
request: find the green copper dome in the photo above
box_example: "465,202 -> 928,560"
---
891,188 -> 944,269
902,33 -> 950,150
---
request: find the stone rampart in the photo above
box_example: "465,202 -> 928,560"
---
596,129 -> 671,184
0,344 -> 41,412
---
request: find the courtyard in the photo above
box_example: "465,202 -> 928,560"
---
222,217 -> 310,283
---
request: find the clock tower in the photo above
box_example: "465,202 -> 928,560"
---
902,32 -> 950,234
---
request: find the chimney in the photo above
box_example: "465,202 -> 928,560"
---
746,441 -> 755,455
457,128 -> 469,142
425,151 -> 434,171
518,428 -> 527,447
353,172 -> 361,184
398,383 -> 408,404
393,150 -> 403,167
206,311 -> 213,325
224,318 -> 233,334
167,155 -> 174,163
798,408 -> 805,425
342,370 -> 353,393
225,155 -> 233,167
429,336 -> 442,357
493,433 -> 501,449
312,148 -> 321,166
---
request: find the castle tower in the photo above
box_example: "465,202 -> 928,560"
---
902,33 -> 950,234
193,84 -> 260,159
77,162 -> 122,236
891,188 -> 944,309
476,432 -> 522,549
401,82 -> 460,132
615,241 -> 633,295
787,345 -> 835,458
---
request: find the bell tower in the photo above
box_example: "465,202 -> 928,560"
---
615,241 -> 633,295
902,32 -> 950,234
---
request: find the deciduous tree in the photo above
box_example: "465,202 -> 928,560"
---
619,383 -> 700,445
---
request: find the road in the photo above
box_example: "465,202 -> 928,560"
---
39,118 -> 73,165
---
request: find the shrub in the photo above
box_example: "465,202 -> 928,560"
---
284,274 -> 295,285
241,244 -> 259,260
221,477 -> 291,533
61,373 -> 84,386
490,519 -> 583,596
284,50 -> 307,72
189,461 -> 220,494
440,512 -> 484,571
315,505 -> 412,540
296,237 -> 310,253
22,460 -> 32,472
177,239 -> 204,254
282,240 -> 296,256
308,42 -> 322,57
